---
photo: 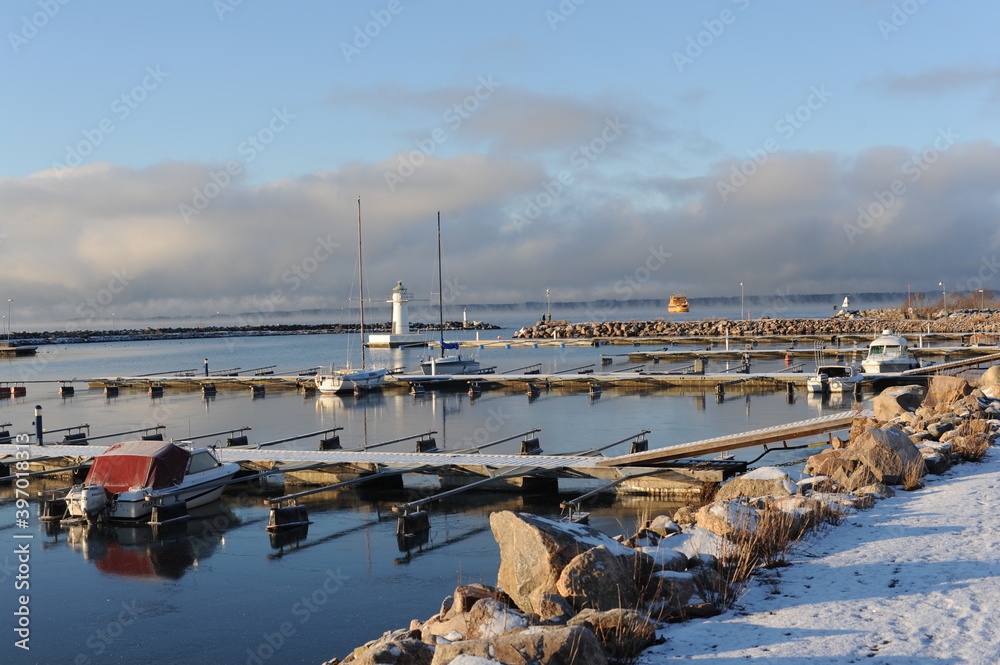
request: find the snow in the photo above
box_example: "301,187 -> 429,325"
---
641,450 -> 1000,664
742,466 -> 794,481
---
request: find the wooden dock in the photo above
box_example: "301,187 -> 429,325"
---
2,411 -> 864,496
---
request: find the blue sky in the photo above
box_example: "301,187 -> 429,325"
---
3,1 -> 1000,326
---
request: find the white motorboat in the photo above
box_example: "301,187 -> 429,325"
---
861,329 -> 921,373
420,212 -> 480,376
806,364 -> 862,393
315,197 -> 388,394
64,441 -> 240,522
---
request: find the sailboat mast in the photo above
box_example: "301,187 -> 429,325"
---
436,211 -> 445,358
358,197 -> 368,370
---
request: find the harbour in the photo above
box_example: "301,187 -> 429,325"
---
1,315 -> 997,663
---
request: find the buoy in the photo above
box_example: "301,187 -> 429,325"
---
396,510 -> 430,536
267,505 -> 310,531
415,436 -> 438,453
519,437 -> 542,455
319,435 -> 341,450
62,432 -> 88,445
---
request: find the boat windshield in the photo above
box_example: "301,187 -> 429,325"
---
188,451 -> 221,474
869,344 -> 902,358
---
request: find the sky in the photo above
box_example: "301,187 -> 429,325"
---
3,1 -> 1000,328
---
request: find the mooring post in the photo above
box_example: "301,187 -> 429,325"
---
204,358 -> 209,376
34,405 -> 42,446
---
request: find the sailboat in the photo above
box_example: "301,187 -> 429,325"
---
420,212 -> 480,376
315,198 -> 389,394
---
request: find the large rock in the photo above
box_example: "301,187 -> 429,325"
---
714,466 -> 798,501
555,545 -> 640,611
489,511 -> 631,615
349,637 -> 433,665
873,385 -> 926,422
924,375 -> 973,408
465,599 -> 531,639
979,364 -> 1000,387
844,426 -> 925,486
430,626 -> 607,665
694,500 -> 758,538
566,608 -> 657,660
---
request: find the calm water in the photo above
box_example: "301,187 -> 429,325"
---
1,322 -> 861,664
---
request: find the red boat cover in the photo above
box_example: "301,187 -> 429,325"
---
84,441 -> 191,494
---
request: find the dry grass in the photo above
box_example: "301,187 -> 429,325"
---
951,418 -> 993,462
694,501 -> 847,610
901,457 -> 927,491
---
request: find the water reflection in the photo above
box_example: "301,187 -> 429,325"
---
43,503 -> 240,581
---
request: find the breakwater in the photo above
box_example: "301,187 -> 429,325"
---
514,310 -> 1000,339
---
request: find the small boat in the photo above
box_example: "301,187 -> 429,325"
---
420,212 -> 480,376
861,330 -> 921,374
316,198 -> 388,394
667,294 -> 689,313
63,441 -> 241,522
968,333 -> 997,347
806,364 -> 862,393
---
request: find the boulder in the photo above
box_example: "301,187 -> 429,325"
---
646,569 -> 697,613
429,626 -> 607,665
635,541 -> 688,572
555,545 -> 641,611
489,511 -> 631,616
924,375 -> 973,408
566,608 -> 658,660
844,426 -> 925,486
873,385 -> 926,422
646,514 -> 681,537
694,500 -> 758,539
534,593 -> 574,623
714,466 -> 798,501
978,364 -> 1000,387
350,637 -> 433,665
465,599 -> 531,639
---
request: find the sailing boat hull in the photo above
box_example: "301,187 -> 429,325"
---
419,356 -> 479,376
315,368 -> 388,394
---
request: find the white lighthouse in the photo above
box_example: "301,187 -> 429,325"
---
390,281 -> 410,334
367,280 -> 426,348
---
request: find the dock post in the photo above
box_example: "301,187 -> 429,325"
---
204,358 -> 209,376
34,405 -> 42,445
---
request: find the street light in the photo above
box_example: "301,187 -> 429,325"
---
939,282 -> 946,312
112,313 -> 116,331
546,289 -> 550,322
740,282 -> 744,321
980,289 -> 985,310
6,299 -> 11,342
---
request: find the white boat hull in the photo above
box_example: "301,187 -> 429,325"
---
420,356 -> 480,376
315,368 -> 388,394
65,465 -> 240,521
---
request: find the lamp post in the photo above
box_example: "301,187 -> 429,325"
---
6,299 -> 11,342
112,312 -> 116,331
980,289 -> 985,310
939,282 -> 946,312
740,282 -> 744,321
546,289 -> 550,322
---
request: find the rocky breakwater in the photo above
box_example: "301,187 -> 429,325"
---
514,310 -> 1000,339
324,368 -> 1000,665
